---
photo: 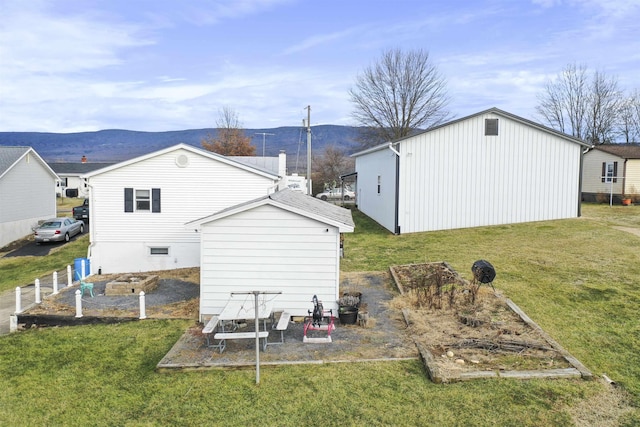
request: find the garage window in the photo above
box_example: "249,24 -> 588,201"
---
485,118 -> 499,136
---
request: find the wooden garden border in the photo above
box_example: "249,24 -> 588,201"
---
390,263 -> 593,384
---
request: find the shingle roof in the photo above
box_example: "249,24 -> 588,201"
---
0,146 -> 30,176
187,188 -> 355,231
269,188 -> 355,229
49,162 -> 117,174
594,144 -> 640,159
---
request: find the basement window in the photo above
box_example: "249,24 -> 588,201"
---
149,247 -> 169,255
485,118 -> 499,136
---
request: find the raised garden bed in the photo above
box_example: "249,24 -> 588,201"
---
105,274 -> 159,296
389,262 -> 592,383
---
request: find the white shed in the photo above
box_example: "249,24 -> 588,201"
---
0,146 -> 58,247
187,189 -> 355,321
352,108 -> 591,234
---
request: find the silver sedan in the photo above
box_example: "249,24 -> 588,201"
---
34,217 -> 84,244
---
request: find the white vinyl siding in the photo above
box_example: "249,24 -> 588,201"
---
0,150 -> 57,247
88,147 -> 277,273
582,150 -> 624,195
199,204 -> 341,318
626,159 -> 640,195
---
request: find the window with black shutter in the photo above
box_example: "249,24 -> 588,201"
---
124,188 -> 134,212
152,188 -> 161,212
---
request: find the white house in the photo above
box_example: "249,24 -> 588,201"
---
352,108 -> 591,234
83,144 -> 284,274
582,144 -> 640,203
186,189 -> 355,321
50,162 -> 116,198
0,146 -> 58,248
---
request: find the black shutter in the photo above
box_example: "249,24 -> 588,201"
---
152,188 -> 161,213
613,162 -> 618,183
601,163 -> 606,183
124,188 -> 134,212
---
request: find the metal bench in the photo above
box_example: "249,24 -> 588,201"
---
267,311 -> 291,345
202,316 -> 220,348
212,331 -> 269,353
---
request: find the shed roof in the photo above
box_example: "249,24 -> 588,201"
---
592,144 -> 640,159
0,146 -> 58,180
351,107 -> 591,158
187,188 -> 355,232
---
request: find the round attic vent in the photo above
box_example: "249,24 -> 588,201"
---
175,154 -> 189,168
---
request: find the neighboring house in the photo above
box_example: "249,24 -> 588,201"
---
0,146 -> 58,248
49,161 -> 116,198
186,189 -> 355,321
83,143 -> 284,274
582,144 -> 640,203
352,108 -> 591,234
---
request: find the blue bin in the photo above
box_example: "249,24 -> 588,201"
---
74,257 -> 90,280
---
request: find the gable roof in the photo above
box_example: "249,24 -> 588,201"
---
0,146 -> 58,180
187,188 -> 355,232
591,144 -> 640,159
82,143 -> 280,180
351,107 -> 591,157
49,162 -> 117,175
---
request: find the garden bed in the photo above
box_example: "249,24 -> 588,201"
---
389,262 -> 592,383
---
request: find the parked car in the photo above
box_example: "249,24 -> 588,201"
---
34,217 -> 84,244
315,187 -> 355,201
73,198 -> 89,222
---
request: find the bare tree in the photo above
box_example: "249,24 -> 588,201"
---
618,90 -> 640,143
536,64 -> 624,144
536,63 -> 589,139
349,48 -> 452,148
585,70 -> 623,144
312,145 -> 355,195
201,106 -> 256,156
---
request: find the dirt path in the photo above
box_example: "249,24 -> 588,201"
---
612,226 -> 640,237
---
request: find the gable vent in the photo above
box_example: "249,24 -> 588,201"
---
175,154 -> 189,168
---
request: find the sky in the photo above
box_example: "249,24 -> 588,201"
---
1,0 -> 639,133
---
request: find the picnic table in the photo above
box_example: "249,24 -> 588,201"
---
209,293 -> 277,353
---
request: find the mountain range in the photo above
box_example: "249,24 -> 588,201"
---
0,125 -> 362,172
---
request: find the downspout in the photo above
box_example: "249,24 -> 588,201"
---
83,177 -> 96,267
578,145 -> 592,217
387,143 -> 401,235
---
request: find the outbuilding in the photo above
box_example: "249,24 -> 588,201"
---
0,146 -> 58,247
187,189 -> 355,321
352,108 -> 591,234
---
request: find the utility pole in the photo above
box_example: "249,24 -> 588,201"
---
305,105 -> 312,196
255,132 -> 274,157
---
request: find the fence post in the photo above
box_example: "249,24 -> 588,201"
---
67,265 -> 72,287
80,259 -> 86,280
53,271 -> 59,294
15,287 -> 21,313
75,290 -> 83,318
9,315 -> 18,333
35,279 -> 41,304
139,291 -> 147,320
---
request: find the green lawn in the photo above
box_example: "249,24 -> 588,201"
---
0,203 -> 638,426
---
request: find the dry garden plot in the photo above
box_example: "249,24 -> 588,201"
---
389,262 -> 592,383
